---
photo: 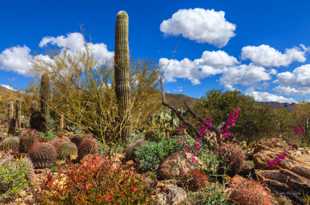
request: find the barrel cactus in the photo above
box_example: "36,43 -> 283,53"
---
78,137 -> 99,161
28,142 -> 57,169
0,137 -> 20,152
58,142 -> 78,160
70,135 -> 83,148
217,143 -> 245,176
50,137 -> 71,151
228,175 -> 273,205
114,10 -> 131,140
19,130 -> 39,153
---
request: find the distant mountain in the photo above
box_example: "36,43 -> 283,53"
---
165,93 -> 198,108
0,85 -> 21,102
262,102 -> 296,111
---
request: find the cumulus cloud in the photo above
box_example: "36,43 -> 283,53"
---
0,84 -> 17,91
272,64 -> 310,97
246,91 -> 296,103
0,46 -> 34,75
220,64 -> 271,90
0,32 -> 114,75
160,8 -> 236,47
241,44 -> 307,67
39,32 -> 114,68
159,50 -> 238,84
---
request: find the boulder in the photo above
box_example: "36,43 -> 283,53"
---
253,138 -> 310,204
158,151 -> 200,180
154,181 -> 188,205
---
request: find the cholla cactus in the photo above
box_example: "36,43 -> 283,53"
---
217,143 -> 245,176
0,137 -> 20,152
115,10 -> 131,140
77,137 -> 99,161
28,142 -> 57,169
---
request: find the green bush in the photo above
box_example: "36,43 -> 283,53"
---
198,149 -> 221,176
188,183 -> 231,205
134,138 -> 182,171
0,157 -> 33,202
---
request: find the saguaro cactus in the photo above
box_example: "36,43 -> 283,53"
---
8,101 -> 16,135
15,100 -> 22,130
40,72 -> 50,132
114,11 -> 131,139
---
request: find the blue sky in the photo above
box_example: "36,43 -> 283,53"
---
1,0 -> 310,102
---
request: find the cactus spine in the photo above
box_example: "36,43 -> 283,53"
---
114,10 -> 131,140
40,72 -> 50,132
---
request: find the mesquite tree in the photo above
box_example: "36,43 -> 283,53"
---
114,11 -> 131,140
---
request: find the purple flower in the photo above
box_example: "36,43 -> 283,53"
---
220,107 -> 240,139
267,151 -> 288,168
294,125 -> 305,136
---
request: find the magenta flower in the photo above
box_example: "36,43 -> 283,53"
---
267,151 -> 288,168
294,125 -> 305,136
220,107 -> 240,139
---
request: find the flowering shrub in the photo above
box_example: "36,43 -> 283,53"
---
37,154 -> 153,205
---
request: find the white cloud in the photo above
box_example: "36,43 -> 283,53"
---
39,32 -> 114,68
246,91 -> 296,103
160,8 -> 236,47
0,32 -> 114,75
39,32 -> 85,52
159,50 -> 238,84
277,64 -> 310,86
273,64 -> 310,97
0,84 -> 17,91
0,46 -> 34,75
241,44 -> 307,67
220,64 -> 271,90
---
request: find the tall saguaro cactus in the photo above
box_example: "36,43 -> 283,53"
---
15,100 -> 22,130
114,11 -> 131,140
7,101 -> 15,135
40,72 -> 50,132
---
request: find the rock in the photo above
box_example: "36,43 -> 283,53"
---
158,151 -> 198,180
253,138 -> 310,204
124,139 -> 146,161
239,160 -> 255,177
154,181 -> 188,205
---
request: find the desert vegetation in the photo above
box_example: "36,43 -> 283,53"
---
0,10 -> 310,205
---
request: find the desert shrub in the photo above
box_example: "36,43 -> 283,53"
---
195,90 -> 290,141
134,138 -> 182,171
31,51 -> 161,143
38,154 -> 154,205
188,183 -> 231,205
0,157 -> 33,203
198,148 -> 221,176
40,131 -> 56,141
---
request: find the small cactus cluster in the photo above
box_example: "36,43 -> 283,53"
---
19,129 -> 39,153
228,175 -> 273,205
28,142 -> 57,169
0,137 -> 20,152
77,137 -> 99,161
217,143 -> 245,176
